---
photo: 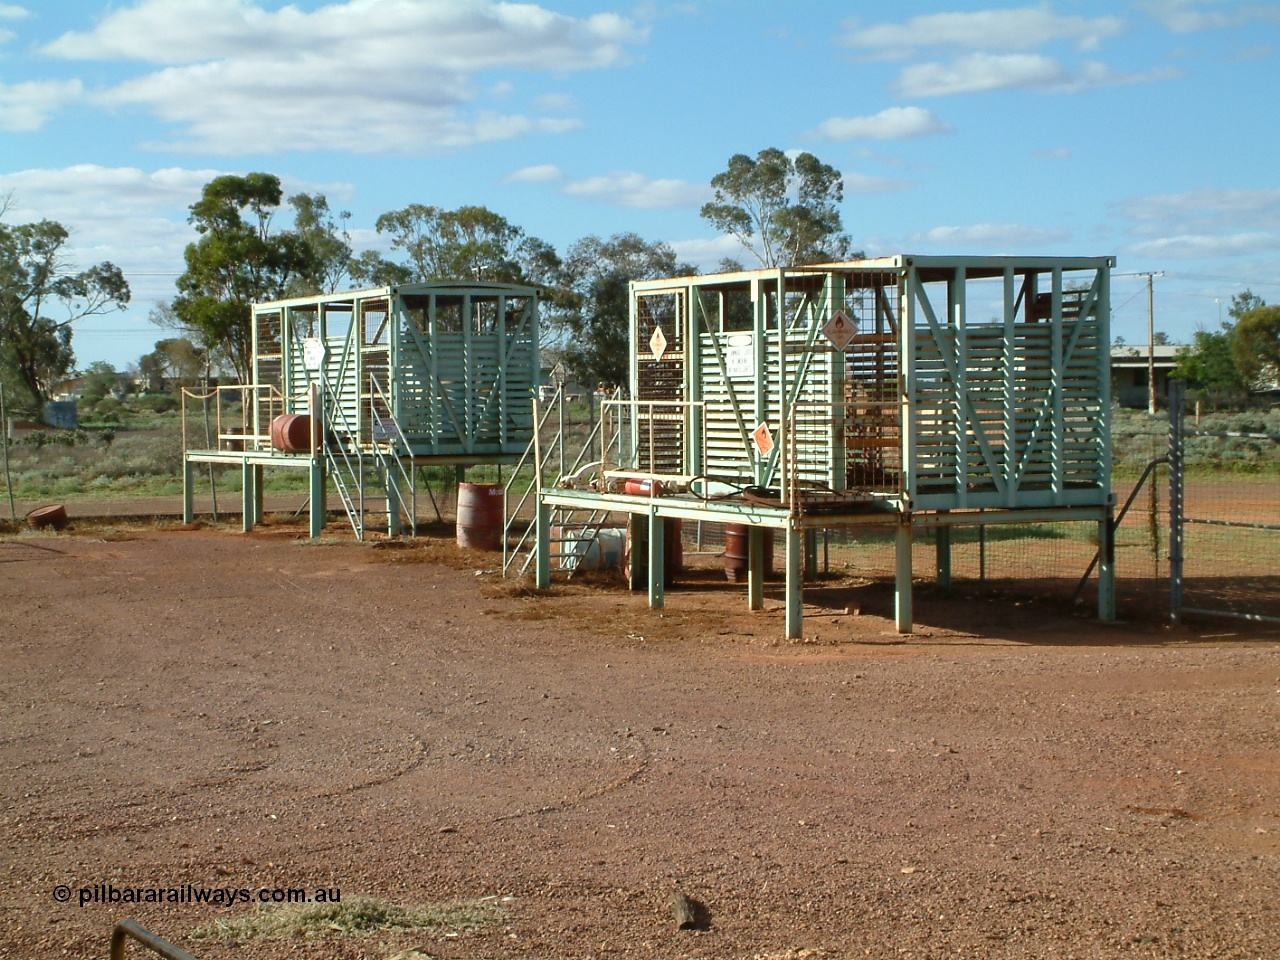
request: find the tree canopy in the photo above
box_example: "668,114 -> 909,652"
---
357,204 -> 555,286
1232,304 -> 1280,388
700,148 -> 855,268
548,233 -> 694,390
1174,288 -> 1272,398
0,213 -> 130,408
171,173 -> 317,384
288,193 -> 353,296
138,337 -> 207,393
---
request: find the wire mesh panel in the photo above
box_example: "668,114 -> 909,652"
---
844,275 -> 901,492
634,292 -> 686,476
253,309 -> 284,438
1181,471 -> 1280,621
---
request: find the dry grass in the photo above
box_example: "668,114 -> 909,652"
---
189,895 -> 500,942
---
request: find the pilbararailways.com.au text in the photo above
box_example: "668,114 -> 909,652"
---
57,884 -> 342,908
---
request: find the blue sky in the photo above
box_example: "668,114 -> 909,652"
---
2,0 -> 1278,371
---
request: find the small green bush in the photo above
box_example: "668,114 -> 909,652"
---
134,394 -> 180,413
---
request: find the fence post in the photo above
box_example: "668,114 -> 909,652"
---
1168,379 -> 1184,624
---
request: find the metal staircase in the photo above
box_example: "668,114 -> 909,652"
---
503,387 -> 623,579
320,375 -> 417,541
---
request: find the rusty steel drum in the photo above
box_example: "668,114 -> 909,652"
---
724,523 -> 774,582
457,482 -> 505,551
270,414 -> 313,453
27,504 -> 69,530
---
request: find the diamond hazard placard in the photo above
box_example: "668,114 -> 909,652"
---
649,325 -> 668,361
823,310 -> 856,352
752,421 -> 774,458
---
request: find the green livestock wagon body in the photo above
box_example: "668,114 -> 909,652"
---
628,255 -> 1115,514
252,281 -> 541,462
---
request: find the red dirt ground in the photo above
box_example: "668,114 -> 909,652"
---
2,517 -> 1279,960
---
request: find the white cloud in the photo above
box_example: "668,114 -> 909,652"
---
1234,44 -> 1274,60
896,53 -> 1064,95
0,4 -> 29,21
844,172 -> 916,194
0,78 -> 82,132
563,171 -> 709,209
38,0 -> 644,154
0,165 -> 355,304
1118,186 -> 1280,235
503,164 -> 566,183
810,106 -> 950,140
93,61 -> 581,153
910,223 -> 1071,248
895,53 -> 1178,96
844,8 -> 1125,58
1032,146 -> 1072,159
535,92 -> 576,112
1125,231 -> 1280,258
668,235 -> 751,272
1139,0 -> 1280,34
43,0 -> 645,69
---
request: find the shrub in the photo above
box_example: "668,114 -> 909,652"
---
135,394 -> 180,414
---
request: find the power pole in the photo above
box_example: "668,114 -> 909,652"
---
1117,271 -> 1164,414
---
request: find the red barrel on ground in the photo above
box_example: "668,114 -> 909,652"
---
27,504 -> 68,530
457,482 -> 505,550
724,523 -> 774,582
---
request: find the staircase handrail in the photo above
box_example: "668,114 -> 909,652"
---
368,372 -> 417,536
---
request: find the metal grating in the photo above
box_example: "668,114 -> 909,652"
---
635,292 -> 685,476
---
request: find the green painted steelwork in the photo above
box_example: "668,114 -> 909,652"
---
629,255 -> 1114,513
254,282 -> 540,461
524,255 -> 1118,640
183,281 -> 541,541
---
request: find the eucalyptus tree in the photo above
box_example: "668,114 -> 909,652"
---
700,147 -> 854,268
549,233 -> 694,390
172,173 -> 317,384
0,210 -> 130,407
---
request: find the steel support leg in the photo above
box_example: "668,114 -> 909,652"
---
748,526 -> 765,611
182,458 -> 194,524
804,528 -> 819,579
935,524 -> 952,596
535,499 -> 551,589
309,456 -> 327,539
895,520 -> 913,634
253,465 -> 264,526
386,468 -> 402,537
1098,509 -> 1117,622
241,459 -> 255,533
627,513 -> 644,591
649,509 -> 665,610
785,521 -> 803,640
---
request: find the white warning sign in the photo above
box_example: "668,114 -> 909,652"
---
823,310 -> 857,352
724,333 -> 754,379
649,325 -> 668,361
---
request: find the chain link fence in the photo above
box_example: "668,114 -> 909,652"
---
457,395 -> 1277,627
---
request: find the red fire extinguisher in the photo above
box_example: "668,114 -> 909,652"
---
624,478 -> 662,496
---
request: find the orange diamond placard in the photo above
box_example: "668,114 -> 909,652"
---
752,421 -> 774,458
